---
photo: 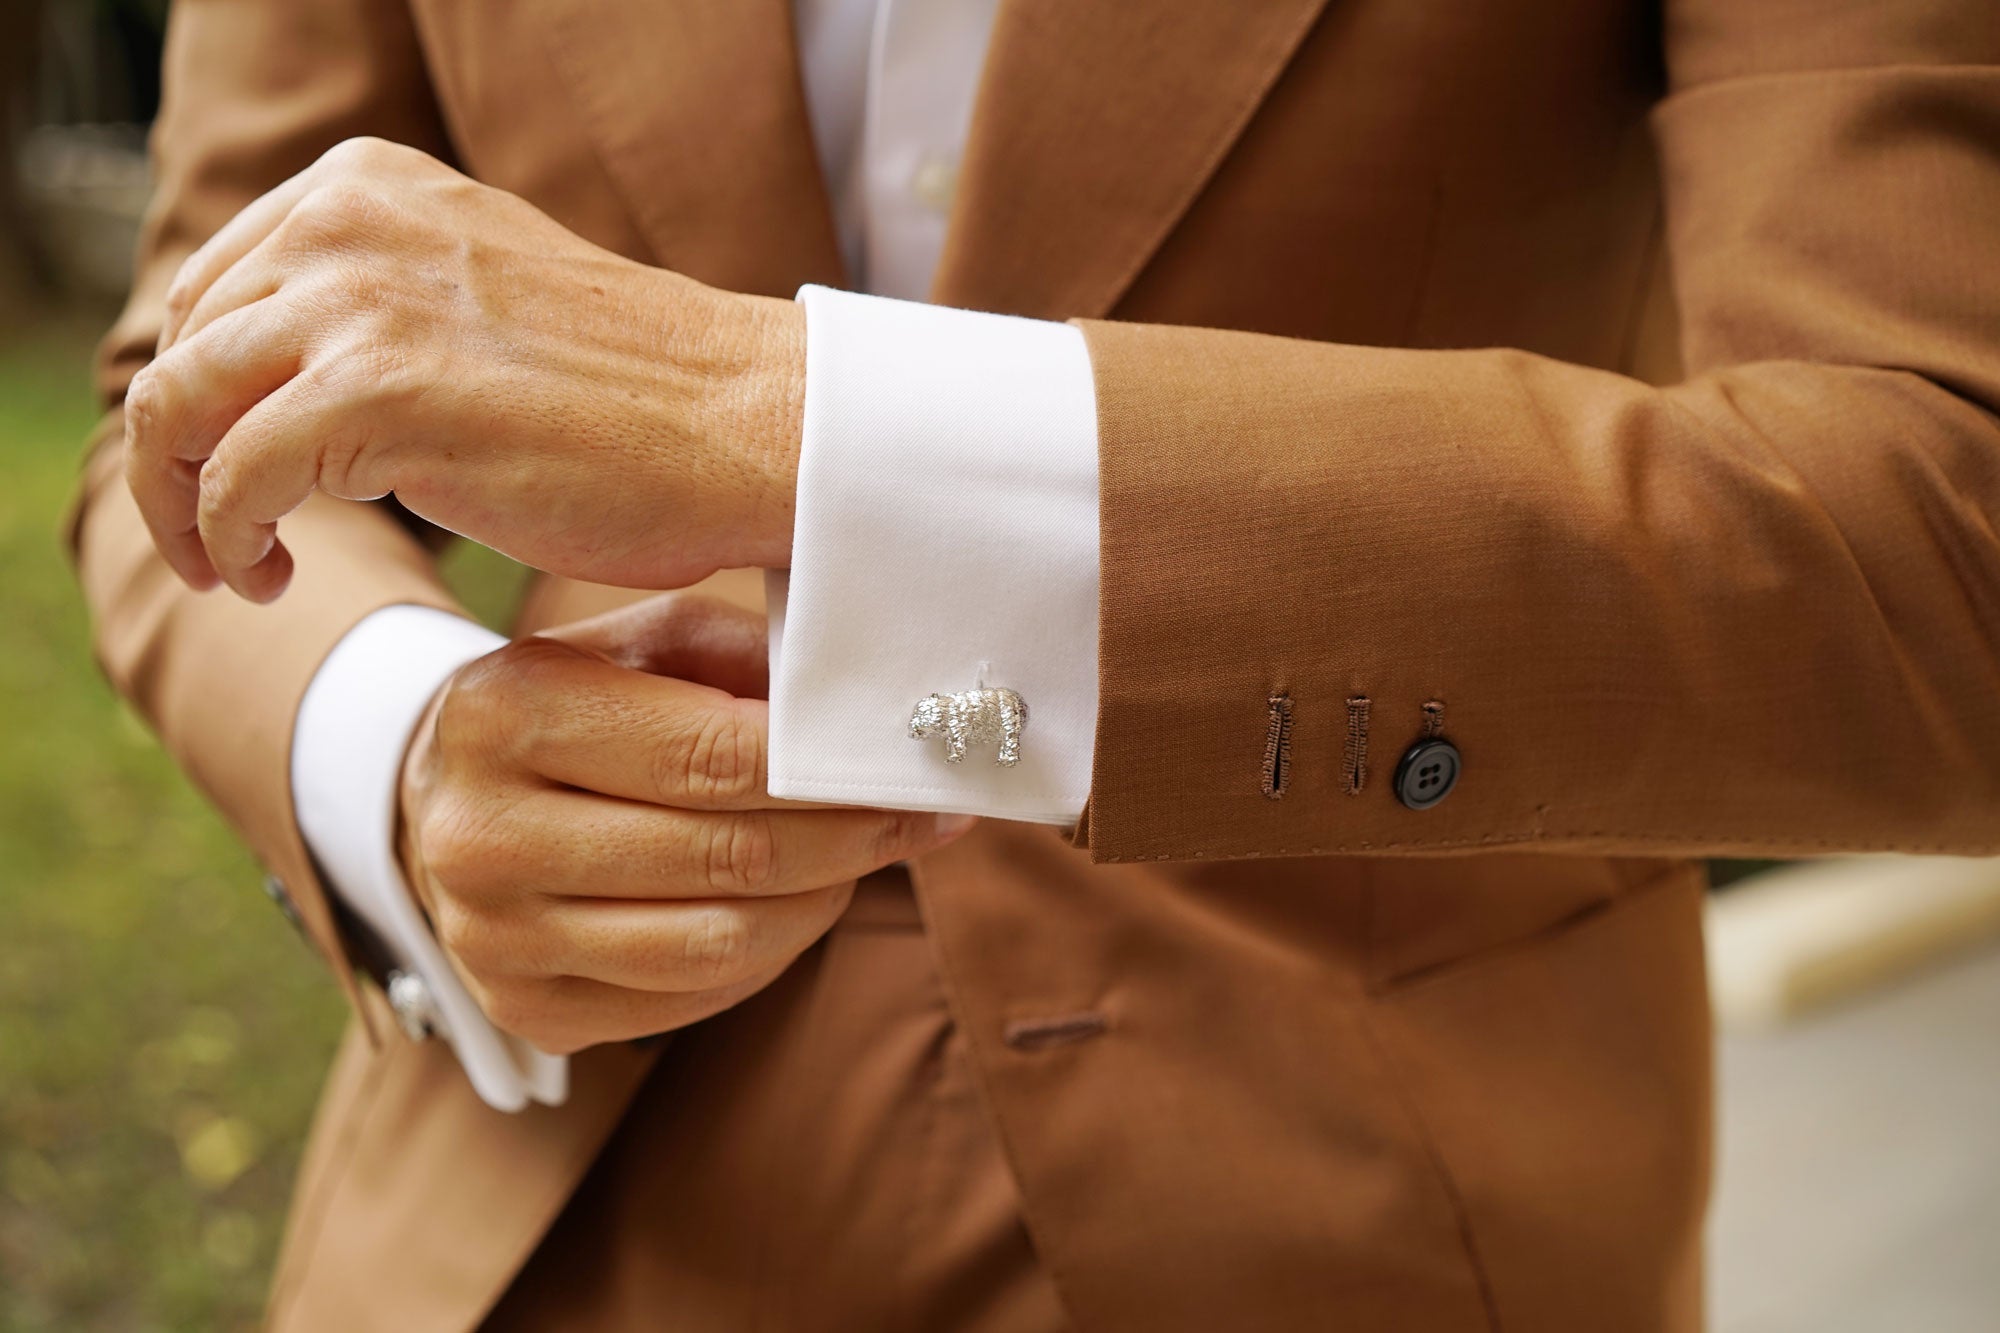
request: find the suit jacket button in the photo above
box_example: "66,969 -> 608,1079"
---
1394,738 -> 1461,810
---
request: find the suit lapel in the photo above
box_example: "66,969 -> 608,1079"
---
538,0 -> 846,296
931,0 -> 1333,319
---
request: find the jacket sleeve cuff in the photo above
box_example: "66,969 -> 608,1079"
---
768,286 -> 1100,825
292,604 -> 567,1112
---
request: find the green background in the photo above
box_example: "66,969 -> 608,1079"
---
0,313 -> 521,1331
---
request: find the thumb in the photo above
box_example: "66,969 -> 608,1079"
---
537,592 -> 770,700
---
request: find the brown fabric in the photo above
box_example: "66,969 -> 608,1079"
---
1080,53 -> 2000,858
65,0 -> 2000,1329
485,872 -> 1068,1333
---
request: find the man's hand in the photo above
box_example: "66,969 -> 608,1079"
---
123,136 -> 805,603
397,594 -> 970,1056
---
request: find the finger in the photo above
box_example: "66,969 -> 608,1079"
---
526,883 -> 851,994
542,593 -> 772,700
194,370 -> 358,602
455,645 -> 788,810
158,167 -> 322,351
543,673 -> 775,810
124,447 -> 216,590
124,298 -> 307,589
172,237 -> 288,349
476,962 -> 793,1055
442,787 -> 967,900
140,297 -> 308,464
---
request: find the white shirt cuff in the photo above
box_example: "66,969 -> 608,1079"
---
292,604 -> 567,1112
768,286 -> 1100,825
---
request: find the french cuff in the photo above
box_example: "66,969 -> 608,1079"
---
768,286 -> 1100,825
292,604 -> 567,1113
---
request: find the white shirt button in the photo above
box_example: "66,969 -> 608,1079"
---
910,154 -> 958,212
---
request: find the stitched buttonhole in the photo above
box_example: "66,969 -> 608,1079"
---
1343,695 -> 1371,795
1422,699 -> 1446,739
1262,694 -> 1295,799
1004,1011 -> 1111,1052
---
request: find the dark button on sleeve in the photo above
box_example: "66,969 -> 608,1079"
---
1394,738 -> 1461,810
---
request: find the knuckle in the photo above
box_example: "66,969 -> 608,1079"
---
450,640 -> 522,698
675,707 -> 761,804
677,907 -> 754,987
122,368 -> 168,448
162,275 -> 197,325
287,182 -> 404,254
430,666 -> 492,762
435,893 -> 538,989
428,895 -> 494,973
194,450 -> 239,514
312,414 -> 381,502
324,263 -> 393,315
442,643 -> 557,761
321,135 -> 392,174
303,181 -> 376,228
704,815 -> 776,895
871,811 -> 929,866
418,795 -> 502,898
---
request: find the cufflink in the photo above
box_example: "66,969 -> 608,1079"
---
909,685 -> 1028,766
386,969 -> 442,1042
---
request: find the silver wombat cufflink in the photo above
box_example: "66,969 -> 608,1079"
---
909,685 -> 1028,766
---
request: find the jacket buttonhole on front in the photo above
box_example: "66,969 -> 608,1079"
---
1003,1011 -> 1112,1052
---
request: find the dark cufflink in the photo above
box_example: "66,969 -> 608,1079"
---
1393,737 -> 1461,810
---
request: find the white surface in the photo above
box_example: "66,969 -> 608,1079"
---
798,0 -> 1000,298
769,286 -> 1099,823
293,604 -> 566,1111
1707,857 -> 2000,1030
1709,938 -> 2000,1332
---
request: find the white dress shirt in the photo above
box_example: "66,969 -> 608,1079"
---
292,0 -> 1100,1110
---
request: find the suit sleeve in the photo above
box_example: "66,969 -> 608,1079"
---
1074,8 -> 2000,863
68,0 -> 466,1006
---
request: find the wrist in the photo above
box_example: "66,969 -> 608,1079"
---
393,676 -> 451,921
739,294 -> 805,569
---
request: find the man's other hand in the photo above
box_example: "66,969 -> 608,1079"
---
124,136 -> 806,602
395,594 -> 972,1056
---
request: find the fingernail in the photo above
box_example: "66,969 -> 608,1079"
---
935,813 -> 977,840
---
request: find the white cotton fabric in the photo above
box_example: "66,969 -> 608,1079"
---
768,285 -> 1099,825
292,605 -> 566,1111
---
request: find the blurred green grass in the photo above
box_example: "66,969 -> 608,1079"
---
0,310 -> 528,1331
0,314 -> 342,1332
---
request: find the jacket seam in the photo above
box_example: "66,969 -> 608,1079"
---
1366,861 -> 1697,997
1354,1009 -> 1504,1333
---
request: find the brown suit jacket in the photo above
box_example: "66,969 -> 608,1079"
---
70,0 -> 2000,1328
